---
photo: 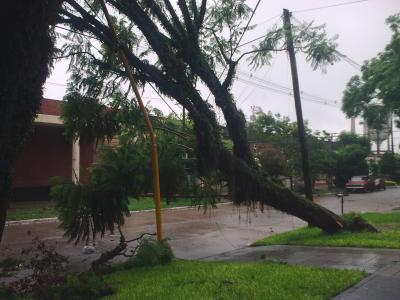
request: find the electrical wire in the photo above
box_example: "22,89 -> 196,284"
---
293,0 -> 368,13
238,55 -> 278,106
236,76 -> 341,108
231,66 -> 341,107
207,0 -> 262,102
148,82 -> 181,120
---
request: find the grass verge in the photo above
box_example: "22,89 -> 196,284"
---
6,197 -> 196,221
104,260 -> 365,300
253,211 -> 400,248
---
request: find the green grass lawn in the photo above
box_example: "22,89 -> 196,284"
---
253,211 -> 400,249
103,260 -> 365,300
6,197 -> 196,221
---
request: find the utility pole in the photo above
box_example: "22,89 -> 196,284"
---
283,9 -> 313,201
99,0 -> 163,241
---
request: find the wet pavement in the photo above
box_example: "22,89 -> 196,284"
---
1,188 -> 400,293
334,262 -> 400,300
203,245 -> 400,274
1,204 -> 305,271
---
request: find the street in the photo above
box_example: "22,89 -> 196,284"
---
1,188 -> 400,271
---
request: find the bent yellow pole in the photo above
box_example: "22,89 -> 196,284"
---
99,0 -> 163,241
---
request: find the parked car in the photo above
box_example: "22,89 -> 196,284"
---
374,178 -> 386,191
345,176 -> 375,193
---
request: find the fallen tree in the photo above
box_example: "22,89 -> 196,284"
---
57,0 -> 376,233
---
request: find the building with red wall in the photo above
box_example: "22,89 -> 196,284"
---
12,99 -> 95,201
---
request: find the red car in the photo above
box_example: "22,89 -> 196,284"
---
345,176 -> 375,193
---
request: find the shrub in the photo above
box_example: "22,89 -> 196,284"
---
125,238 -> 174,268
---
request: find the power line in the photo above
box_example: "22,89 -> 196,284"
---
148,82 -> 181,120
236,76 -> 341,108
255,14 -> 281,27
238,55 -> 278,105
46,81 -> 67,87
233,68 -> 341,107
293,0 -> 368,13
231,0 -> 262,58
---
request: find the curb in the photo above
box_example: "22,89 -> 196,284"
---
5,201 -> 234,226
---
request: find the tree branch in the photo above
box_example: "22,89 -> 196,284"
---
209,29 -> 231,64
190,0 -> 199,23
162,0 -> 186,36
236,46 -> 288,62
142,0 -> 182,42
222,61 -> 238,89
51,51 -> 97,60
196,0 -> 207,31
177,0 -> 195,38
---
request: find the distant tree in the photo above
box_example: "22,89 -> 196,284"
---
247,108 -> 336,185
336,132 -> 371,149
0,0 -> 62,243
333,133 -> 371,187
258,147 -> 290,183
379,153 -> 399,179
342,14 -> 400,125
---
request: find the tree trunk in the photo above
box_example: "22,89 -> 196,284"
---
0,0 -> 62,244
0,165 -> 10,242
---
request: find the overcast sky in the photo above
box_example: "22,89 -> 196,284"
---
44,0 -> 400,147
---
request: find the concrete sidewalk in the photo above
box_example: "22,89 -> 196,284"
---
203,245 -> 400,299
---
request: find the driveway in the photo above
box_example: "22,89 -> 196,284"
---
1,188 -> 399,271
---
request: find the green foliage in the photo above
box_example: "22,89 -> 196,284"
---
336,132 -> 371,150
61,92 -> 119,142
258,148 -> 290,182
126,238 -> 174,267
104,260 -> 365,300
58,272 -> 114,299
342,13 -> 400,123
250,19 -> 340,71
379,153 -> 400,179
334,144 -> 369,187
246,108 -> 336,183
254,211 -> 400,249
333,132 -> 371,187
202,0 -> 252,67
51,179 -> 129,244
53,108 -> 198,243
92,143 -> 150,198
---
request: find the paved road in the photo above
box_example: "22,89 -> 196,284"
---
1,188 -> 400,271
